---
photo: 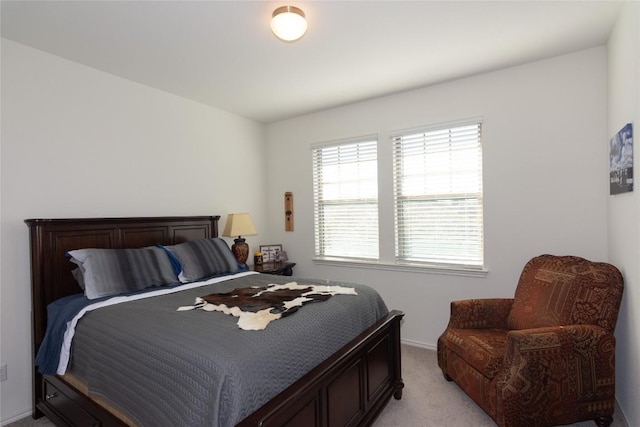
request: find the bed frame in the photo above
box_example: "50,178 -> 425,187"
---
26,215 -> 404,427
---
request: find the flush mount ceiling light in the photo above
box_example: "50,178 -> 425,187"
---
270,5 -> 307,42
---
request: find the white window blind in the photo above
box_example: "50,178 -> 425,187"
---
312,137 -> 379,259
392,120 -> 483,268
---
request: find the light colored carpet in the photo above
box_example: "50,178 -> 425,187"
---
374,345 -> 628,427
7,345 -> 629,427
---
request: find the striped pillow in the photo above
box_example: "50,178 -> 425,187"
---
164,238 -> 239,283
67,246 -> 178,299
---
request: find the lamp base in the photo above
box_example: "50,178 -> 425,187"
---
231,238 -> 249,265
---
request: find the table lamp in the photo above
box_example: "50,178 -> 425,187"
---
222,213 -> 257,266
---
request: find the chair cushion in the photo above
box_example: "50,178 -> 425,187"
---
507,255 -> 623,332
439,328 -> 507,378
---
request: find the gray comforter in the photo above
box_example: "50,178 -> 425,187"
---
68,274 -> 388,427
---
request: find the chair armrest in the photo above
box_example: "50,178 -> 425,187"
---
503,324 -> 614,364
495,324 -> 616,426
448,298 -> 514,329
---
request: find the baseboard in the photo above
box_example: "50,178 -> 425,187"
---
401,338 -> 436,351
614,400 -> 631,427
1,409 -> 33,426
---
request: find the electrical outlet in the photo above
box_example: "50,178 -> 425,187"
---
0,364 -> 7,381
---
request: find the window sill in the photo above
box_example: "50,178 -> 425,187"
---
312,257 -> 488,278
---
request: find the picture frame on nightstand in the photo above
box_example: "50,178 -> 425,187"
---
259,244 -> 283,262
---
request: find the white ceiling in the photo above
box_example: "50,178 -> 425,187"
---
1,1 -> 624,123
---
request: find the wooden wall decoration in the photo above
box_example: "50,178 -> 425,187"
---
285,192 -> 294,231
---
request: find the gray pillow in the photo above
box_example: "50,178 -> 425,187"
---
67,246 -> 178,299
164,238 -> 239,283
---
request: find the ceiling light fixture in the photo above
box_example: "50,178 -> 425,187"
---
270,5 -> 307,42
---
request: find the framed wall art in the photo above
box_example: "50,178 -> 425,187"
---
610,123 -> 633,195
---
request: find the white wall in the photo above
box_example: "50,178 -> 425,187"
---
3,20 -> 636,425
607,2 -> 640,426
266,47 -> 609,348
0,39 -> 266,423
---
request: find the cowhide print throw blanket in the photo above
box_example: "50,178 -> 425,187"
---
177,282 -> 357,330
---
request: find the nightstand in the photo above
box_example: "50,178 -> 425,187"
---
252,261 -> 296,276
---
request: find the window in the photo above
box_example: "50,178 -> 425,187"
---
392,120 -> 483,269
312,137 -> 378,259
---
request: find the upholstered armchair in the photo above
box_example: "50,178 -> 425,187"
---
437,255 -> 623,427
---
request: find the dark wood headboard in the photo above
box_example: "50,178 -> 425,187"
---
25,215 -> 220,410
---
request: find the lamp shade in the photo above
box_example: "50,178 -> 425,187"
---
270,5 -> 307,42
222,213 -> 257,239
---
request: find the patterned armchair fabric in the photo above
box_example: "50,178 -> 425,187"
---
437,255 -> 623,427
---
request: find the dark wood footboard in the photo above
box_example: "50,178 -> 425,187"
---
238,310 -> 404,427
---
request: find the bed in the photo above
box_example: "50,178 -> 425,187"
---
26,215 -> 404,427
